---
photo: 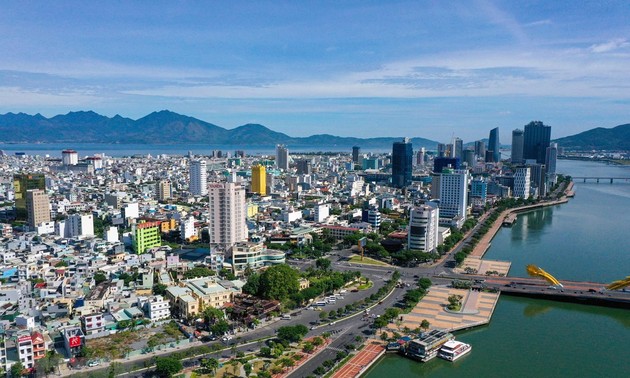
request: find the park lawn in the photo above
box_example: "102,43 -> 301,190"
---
348,255 -> 390,267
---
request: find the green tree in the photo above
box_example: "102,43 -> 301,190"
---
93,272 -> 108,285
302,341 -> 315,353
421,319 -> 430,331
319,311 -> 328,322
10,361 -> 25,378
183,266 -> 214,279
201,357 -> 219,375
277,324 -> 309,344
243,272 -> 260,295
154,356 -> 183,378
258,264 -> 300,300
315,258 -> 331,271
243,362 -> 253,376
153,283 -> 168,295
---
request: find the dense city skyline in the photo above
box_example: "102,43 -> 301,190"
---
1,1 -> 629,141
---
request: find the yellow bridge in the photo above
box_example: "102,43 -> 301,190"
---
526,265 -> 563,287
606,276 -> 630,291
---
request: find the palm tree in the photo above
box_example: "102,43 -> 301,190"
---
202,358 -> 219,376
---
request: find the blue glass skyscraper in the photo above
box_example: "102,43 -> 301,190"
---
523,121 -> 551,164
392,138 -> 413,188
488,127 -> 500,163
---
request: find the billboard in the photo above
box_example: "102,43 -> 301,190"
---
69,336 -> 82,348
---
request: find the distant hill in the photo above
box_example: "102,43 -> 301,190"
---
553,123 -> 630,151
0,110 -> 438,149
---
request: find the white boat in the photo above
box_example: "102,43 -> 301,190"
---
438,340 -> 471,362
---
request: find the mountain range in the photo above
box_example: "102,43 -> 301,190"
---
0,110 -> 627,151
0,110 -> 439,148
552,123 -> 630,151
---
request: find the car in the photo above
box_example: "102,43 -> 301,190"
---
87,361 -> 100,367
413,275 -> 419,278
588,289 -> 597,293
351,289 -> 359,293
310,326 -> 317,330
329,322 -> 336,326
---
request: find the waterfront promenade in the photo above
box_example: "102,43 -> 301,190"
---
331,341 -> 385,378
396,286 -> 500,332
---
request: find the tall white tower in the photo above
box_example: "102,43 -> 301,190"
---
438,169 -> 469,219
208,176 -> 247,247
408,204 -> 439,252
190,160 -> 208,196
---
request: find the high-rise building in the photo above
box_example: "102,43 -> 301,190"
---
208,177 -> 247,247
180,216 -> 197,241
513,167 -> 531,198
26,189 -> 50,229
453,138 -> 463,160
525,162 -> 546,197
474,141 -> 486,161
189,160 -> 208,196
545,142 -> 558,175
439,169 -> 469,219
433,157 -> 460,173
511,129 -> 524,164
463,149 -> 475,167
296,159 -> 312,175
391,138 -> 413,188
470,178 -> 488,206
437,143 -> 447,158
157,180 -> 171,201
67,213 -> 94,238
416,147 -> 426,167
352,146 -> 361,163
408,204 -> 439,252
62,149 -> 79,166
523,121 -> 551,164
13,173 -> 46,221
276,145 -> 289,170
132,221 -> 162,254
251,164 -> 267,196
488,127 -> 500,163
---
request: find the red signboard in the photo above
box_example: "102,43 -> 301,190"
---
69,336 -> 82,348
18,335 -> 32,343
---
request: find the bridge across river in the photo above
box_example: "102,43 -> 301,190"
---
468,275 -> 630,309
572,176 -> 630,183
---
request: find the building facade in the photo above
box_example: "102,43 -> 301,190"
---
438,169 -> 469,220
488,127 -> 500,163
392,138 -> 413,188
190,160 -> 208,196
208,178 -> 247,247
408,204 -> 439,252
251,164 -> 266,196
523,121 -> 551,164
276,145 -> 289,170
513,167 -> 531,198
26,189 -> 50,229
511,129 -> 524,164
133,221 -> 162,254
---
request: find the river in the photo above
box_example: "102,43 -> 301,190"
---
364,160 -> 630,378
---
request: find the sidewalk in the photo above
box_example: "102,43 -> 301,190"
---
330,341 -> 385,378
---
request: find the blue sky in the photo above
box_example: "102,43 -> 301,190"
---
0,0 -> 629,142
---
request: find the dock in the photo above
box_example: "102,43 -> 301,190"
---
502,213 -> 517,226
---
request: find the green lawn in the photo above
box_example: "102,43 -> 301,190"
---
348,255 -> 390,267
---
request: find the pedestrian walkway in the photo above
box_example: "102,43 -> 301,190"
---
330,341 -> 385,378
398,286 -> 499,332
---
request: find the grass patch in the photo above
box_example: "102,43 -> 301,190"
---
348,255 -> 389,266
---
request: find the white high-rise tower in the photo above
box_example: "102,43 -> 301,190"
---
190,160 -> 207,196
208,176 -> 247,247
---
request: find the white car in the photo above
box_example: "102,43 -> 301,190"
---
87,361 -> 100,367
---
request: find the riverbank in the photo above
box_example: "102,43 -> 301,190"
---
470,195 -> 571,259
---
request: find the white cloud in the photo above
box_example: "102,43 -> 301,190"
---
589,38 -> 630,53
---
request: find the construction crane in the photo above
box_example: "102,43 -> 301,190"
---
606,276 -> 630,291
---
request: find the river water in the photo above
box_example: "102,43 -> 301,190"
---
365,160 -> 630,378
